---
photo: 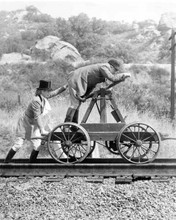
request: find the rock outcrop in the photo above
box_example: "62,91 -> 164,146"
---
32,35 -> 84,64
0,52 -> 31,64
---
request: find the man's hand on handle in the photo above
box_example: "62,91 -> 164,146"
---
106,72 -> 131,89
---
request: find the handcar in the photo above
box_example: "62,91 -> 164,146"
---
39,81 -> 170,164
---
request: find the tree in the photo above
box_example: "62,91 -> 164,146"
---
91,18 -> 108,35
56,18 -> 75,44
69,13 -> 92,38
77,33 -> 103,58
106,21 -> 133,34
26,5 -> 39,13
157,35 -> 171,63
24,5 -> 39,21
3,36 -> 24,53
96,36 -> 137,63
35,23 -> 59,39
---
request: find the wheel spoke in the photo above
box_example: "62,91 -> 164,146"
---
128,127 -> 138,141
80,143 -> 87,152
71,135 -> 82,143
136,147 -> 142,162
129,146 -> 137,160
140,152 -> 149,161
142,132 -> 158,142
77,145 -> 86,157
137,125 -> 140,139
70,129 -> 79,141
68,144 -> 77,157
55,149 -> 66,159
48,122 -> 90,164
140,144 -> 149,154
60,126 -> 68,141
51,132 -> 65,142
66,125 -> 71,140
121,133 -> 136,142
118,122 -> 160,164
137,124 -> 145,139
120,143 -> 133,154
53,145 -> 63,152
140,125 -> 150,139
69,144 -> 86,158
146,146 -> 158,155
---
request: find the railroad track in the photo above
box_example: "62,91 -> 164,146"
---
0,158 -> 176,182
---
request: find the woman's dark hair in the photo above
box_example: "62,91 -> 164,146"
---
35,89 -> 42,96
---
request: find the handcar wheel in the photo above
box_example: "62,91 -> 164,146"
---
47,122 -> 91,164
87,141 -> 96,157
105,141 -> 119,155
117,122 -> 161,164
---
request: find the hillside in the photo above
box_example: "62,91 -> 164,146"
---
0,5 -> 174,122
0,6 -> 176,163
0,5 -> 175,64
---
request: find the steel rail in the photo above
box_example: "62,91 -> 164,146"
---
0,158 -> 176,180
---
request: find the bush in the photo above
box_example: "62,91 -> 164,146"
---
21,30 -> 36,41
148,66 -> 169,84
0,91 -> 20,112
114,65 -> 171,118
95,37 -> 137,63
3,36 -> 23,54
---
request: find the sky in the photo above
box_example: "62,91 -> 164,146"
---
0,0 -> 176,23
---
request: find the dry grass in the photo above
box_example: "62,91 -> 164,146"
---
1,98 -> 176,160
51,99 -> 176,159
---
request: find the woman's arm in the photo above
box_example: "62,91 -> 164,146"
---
36,116 -> 48,135
48,84 -> 68,98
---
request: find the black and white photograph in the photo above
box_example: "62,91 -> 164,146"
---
0,0 -> 176,219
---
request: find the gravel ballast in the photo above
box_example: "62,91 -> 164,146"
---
0,177 -> 176,220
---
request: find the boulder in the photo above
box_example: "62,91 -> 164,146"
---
34,35 -> 60,50
33,35 -> 84,64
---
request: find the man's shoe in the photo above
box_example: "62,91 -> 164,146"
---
4,149 -> 16,163
29,150 -> 39,163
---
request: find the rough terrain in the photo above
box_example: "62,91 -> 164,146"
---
0,177 -> 176,220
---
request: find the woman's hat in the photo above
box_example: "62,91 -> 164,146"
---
37,80 -> 52,91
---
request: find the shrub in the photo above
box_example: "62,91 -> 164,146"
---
147,66 -> 169,84
114,65 -> 171,118
0,91 -> 20,112
3,36 -> 23,53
